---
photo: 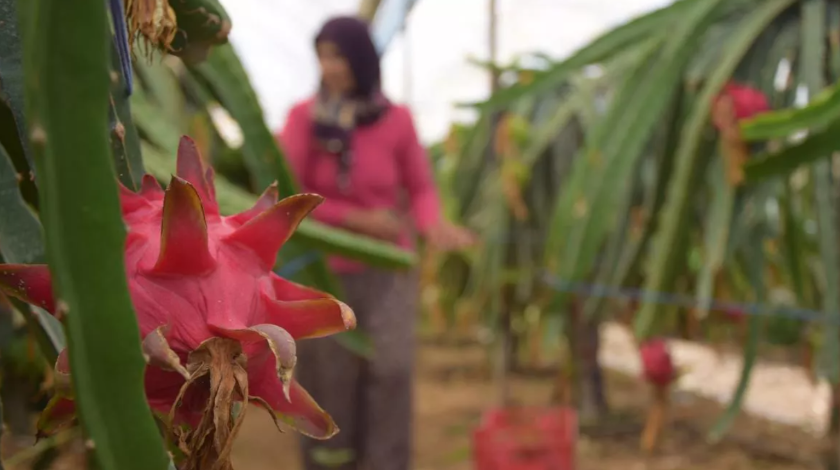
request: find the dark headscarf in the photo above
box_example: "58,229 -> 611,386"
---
311,15 -> 390,192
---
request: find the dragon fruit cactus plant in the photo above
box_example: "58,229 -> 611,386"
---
0,136 -> 356,469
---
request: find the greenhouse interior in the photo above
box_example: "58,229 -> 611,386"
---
0,0 -> 839,469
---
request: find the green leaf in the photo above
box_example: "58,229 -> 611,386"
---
695,156 -> 736,318
742,120 -> 840,182
0,142 -> 40,265
779,182 -> 808,305
554,0 -> 729,319
458,0 -> 699,110
0,0 -> 32,171
800,0 -> 840,383
707,238 -> 763,442
108,40 -> 144,190
0,140 -> 63,359
132,51 -> 188,126
634,0 -> 794,338
295,221 -> 417,269
169,0 -> 231,64
188,43 -> 294,194
0,395 -> 4,470
740,79 -> 840,141
309,446 -> 356,467
19,0 -> 168,467
332,330 -> 375,360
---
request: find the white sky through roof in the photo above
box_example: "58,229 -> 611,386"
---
218,0 -> 671,144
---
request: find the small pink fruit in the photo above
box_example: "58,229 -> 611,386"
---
722,306 -> 746,323
0,136 -> 356,469
712,81 -> 770,131
639,338 -> 675,388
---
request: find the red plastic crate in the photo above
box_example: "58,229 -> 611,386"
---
472,406 -> 577,470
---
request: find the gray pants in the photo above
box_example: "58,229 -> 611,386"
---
296,269 -> 418,470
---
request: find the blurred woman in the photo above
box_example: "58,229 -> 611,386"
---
276,15 -> 474,470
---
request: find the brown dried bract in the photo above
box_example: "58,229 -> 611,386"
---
711,95 -> 749,187
124,0 -> 179,58
169,338 -> 249,470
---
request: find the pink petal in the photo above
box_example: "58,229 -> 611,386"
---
54,348 -> 72,396
118,181 -> 152,214
144,364 -> 201,428
222,194 -> 323,270
142,325 -> 190,379
261,295 -> 356,340
37,396 -> 76,438
139,174 -> 164,200
269,272 -> 334,301
0,264 -> 56,314
228,182 -> 279,227
249,371 -> 337,439
204,166 -> 217,207
144,364 -> 188,400
151,176 -> 216,276
175,136 -> 218,214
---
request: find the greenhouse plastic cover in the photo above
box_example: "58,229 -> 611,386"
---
219,0 -> 671,144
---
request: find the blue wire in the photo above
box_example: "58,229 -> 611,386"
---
275,252 -> 835,325
539,273 -> 829,324
107,0 -> 134,96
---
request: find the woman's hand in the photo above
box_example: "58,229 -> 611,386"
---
344,209 -> 404,242
425,219 -> 476,251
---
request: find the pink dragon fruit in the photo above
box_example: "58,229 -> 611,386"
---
639,338 -> 676,388
712,80 -> 770,131
0,136 -> 356,469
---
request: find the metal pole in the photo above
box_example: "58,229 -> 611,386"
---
403,23 -> 412,106
487,0 -> 511,409
489,0 -> 499,92
358,0 -> 383,21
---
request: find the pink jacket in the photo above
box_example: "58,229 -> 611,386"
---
275,98 -> 441,273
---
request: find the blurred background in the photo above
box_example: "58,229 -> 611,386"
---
225,0 -> 671,142
3,0 -> 840,469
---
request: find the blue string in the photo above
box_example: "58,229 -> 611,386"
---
276,251 -> 836,325
539,273 -> 828,324
107,0 -> 134,96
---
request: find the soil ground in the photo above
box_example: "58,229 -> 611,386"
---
0,340 -> 826,470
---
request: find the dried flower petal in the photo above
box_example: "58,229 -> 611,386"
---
125,0 -> 178,56
143,325 -> 190,379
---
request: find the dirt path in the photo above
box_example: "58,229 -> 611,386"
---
0,340 -> 825,469
231,341 -> 824,470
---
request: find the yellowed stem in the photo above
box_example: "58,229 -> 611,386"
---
527,326 -> 543,369
640,385 -> 669,454
712,95 -> 750,187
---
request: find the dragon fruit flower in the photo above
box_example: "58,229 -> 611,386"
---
0,136 -> 356,469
